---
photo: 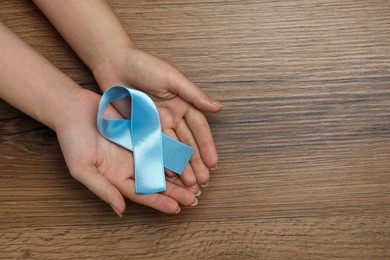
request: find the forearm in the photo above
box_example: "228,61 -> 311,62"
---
33,0 -> 134,72
0,22 -> 84,131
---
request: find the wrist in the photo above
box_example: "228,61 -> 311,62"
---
92,43 -> 137,92
88,36 -> 135,74
52,87 -> 100,133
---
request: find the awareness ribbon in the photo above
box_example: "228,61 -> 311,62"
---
97,86 -> 194,194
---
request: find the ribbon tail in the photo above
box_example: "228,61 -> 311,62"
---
162,134 -> 194,174
131,90 -> 166,194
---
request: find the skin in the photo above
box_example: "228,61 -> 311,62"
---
32,0 -> 222,188
1,0 -> 222,216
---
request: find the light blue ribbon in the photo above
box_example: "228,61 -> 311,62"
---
97,86 -> 194,194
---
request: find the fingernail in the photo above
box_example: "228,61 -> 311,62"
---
201,182 -> 209,188
191,198 -> 198,207
211,99 -> 223,108
111,206 -> 123,218
175,207 -> 181,214
210,165 -> 218,171
195,190 -> 202,197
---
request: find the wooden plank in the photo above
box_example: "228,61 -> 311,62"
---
1,216 -> 389,259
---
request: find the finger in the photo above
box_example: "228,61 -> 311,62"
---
185,107 -> 218,168
164,181 -> 197,206
176,119 -> 210,186
169,70 -> 223,113
163,127 -> 197,187
115,178 -> 197,214
70,166 -> 126,216
165,168 -> 177,178
166,175 -> 200,195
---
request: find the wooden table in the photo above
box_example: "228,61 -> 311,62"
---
1,1 -> 389,259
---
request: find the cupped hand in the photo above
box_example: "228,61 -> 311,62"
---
56,89 -> 198,216
93,47 -> 222,188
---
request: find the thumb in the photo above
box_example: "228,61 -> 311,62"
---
171,71 -> 223,113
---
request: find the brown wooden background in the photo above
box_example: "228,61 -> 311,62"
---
1,0 -> 390,259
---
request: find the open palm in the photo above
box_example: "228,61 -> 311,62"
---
93,47 -> 222,188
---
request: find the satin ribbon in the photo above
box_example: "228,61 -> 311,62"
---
97,86 -> 194,194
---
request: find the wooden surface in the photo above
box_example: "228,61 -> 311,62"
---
1,0 -> 390,259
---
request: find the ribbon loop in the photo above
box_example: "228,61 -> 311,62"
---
97,86 -> 194,194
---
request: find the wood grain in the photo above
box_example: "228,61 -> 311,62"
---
1,0 -> 390,259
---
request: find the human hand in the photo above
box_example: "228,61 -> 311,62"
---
56,89 -> 198,215
32,0 -> 221,189
93,47 -> 222,188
